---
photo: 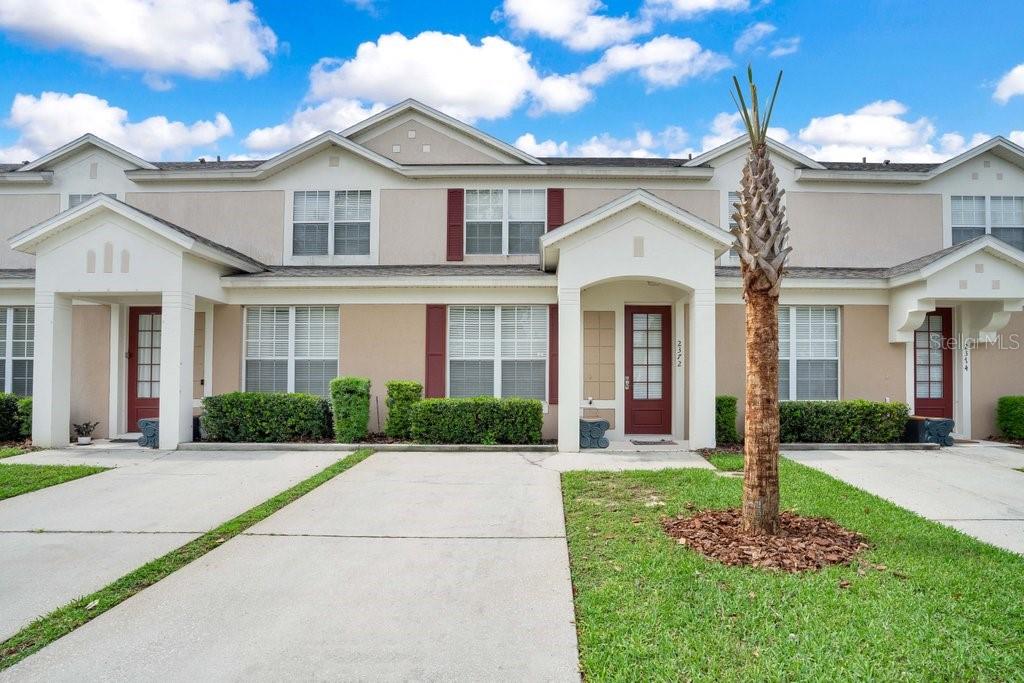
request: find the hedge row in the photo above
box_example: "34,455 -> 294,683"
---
331,377 -> 371,443
715,395 -> 740,445
780,399 -> 909,444
997,396 -> 1024,440
201,392 -> 333,442
410,397 -> 543,445
385,380 -> 423,440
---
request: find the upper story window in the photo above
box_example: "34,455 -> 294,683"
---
0,306 -> 34,396
292,190 -> 371,257
465,189 -> 547,255
778,306 -> 839,401
952,195 -> 1024,251
68,193 -> 115,209
244,305 -> 339,398
447,305 -> 547,401
726,191 -> 740,260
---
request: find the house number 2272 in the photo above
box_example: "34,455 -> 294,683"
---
676,340 -> 683,368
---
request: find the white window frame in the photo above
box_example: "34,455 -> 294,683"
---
989,195 -> 1024,250
243,305 -> 339,396
951,195 -> 988,246
287,190 -> 376,265
778,305 -> 841,401
464,189 -> 548,256
0,306 -> 34,395
445,304 -> 549,404
67,193 -> 116,210
722,190 -> 741,263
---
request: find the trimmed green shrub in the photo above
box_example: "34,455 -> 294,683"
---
410,397 -> 543,445
17,397 -> 31,439
0,393 -> 20,441
200,392 -> 332,442
780,399 -> 909,444
384,380 -> 422,440
331,377 -> 371,443
716,395 -> 740,444
996,396 -> 1024,440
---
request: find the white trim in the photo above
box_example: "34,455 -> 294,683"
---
18,134 -> 157,173
778,305 -> 842,401
0,171 -> 52,184
242,304 -> 340,396
684,135 -> 826,170
341,99 -> 543,165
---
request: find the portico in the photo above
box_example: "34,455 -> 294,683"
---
540,190 -> 733,452
9,195 -> 264,449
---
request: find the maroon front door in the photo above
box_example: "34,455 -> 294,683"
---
625,305 -> 672,434
127,307 -> 162,430
914,308 -> 954,418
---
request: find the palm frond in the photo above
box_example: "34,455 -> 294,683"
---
731,66 -> 783,147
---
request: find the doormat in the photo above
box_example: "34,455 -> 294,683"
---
631,439 -> 678,446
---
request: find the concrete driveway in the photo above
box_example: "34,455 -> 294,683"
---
788,443 -> 1024,554
5,452 -> 580,682
0,447 -> 341,641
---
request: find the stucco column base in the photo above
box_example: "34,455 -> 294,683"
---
32,291 -> 73,447
159,291 -> 195,449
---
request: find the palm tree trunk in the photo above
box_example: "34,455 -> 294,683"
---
742,287 -> 780,534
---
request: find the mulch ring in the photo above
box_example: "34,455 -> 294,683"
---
662,508 -> 868,573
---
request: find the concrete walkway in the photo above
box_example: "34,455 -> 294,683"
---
5,452 -> 581,681
0,447 -> 341,641
787,442 -> 1024,554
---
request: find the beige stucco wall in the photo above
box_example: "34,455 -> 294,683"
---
125,191 -> 285,265
971,312 -> 1024,439
787,192 -> 943,268
378,189 -> 448,264
565,188 -> 720,226
360,118 -> 507,164
841,305 -> 906,404
212,304 -> 242,395
715,303 -> 746,434
0,193 -> 59,268
70,305 -> 110,438
339,304 -> 426,432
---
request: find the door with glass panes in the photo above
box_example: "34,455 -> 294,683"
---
127,307 -> 161,429
913,308 -> 953,418
624,305 -> 672,434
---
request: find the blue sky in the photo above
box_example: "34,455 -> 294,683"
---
1,0 -> 1022,163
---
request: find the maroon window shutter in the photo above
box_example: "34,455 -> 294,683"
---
425,305 -> 447,398
548,304 -> 558,405
546,188 -> 564,232
446,189 -> 465,261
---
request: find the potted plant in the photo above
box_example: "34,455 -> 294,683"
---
73,421 -> 100,445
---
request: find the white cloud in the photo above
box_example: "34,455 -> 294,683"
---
0,0 -> 277,83
243,98 -> 386,154
581,35 -> 730,89
1011,131 -> 1024,147
517,126 -> 693,158
499,0 -> 650,51
0,91 -> 232,162
307,31 -> 588,123
798,100 -> 934,150
644,0 -> 751,19
142,73 -> 174,92
768,36 -> 800,57
734,22 -> 775,52
994,63 -> 1024,104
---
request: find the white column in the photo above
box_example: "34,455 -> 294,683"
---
688,288 -> 716,448
201,301 -> 214,399
107,303 -> 123,436
159,291 -> 195,449
32,291 -> 73,447
557,287 -> 582,452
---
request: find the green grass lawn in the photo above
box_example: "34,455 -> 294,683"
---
0,463 -> 107,501
705,452 -> 743,471
563,460 -> 1024,682
0,447 -> 27,460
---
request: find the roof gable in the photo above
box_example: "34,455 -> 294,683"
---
684,135 -> 824,170
887,234 -> 1024,286
17,134 -> 157,172
342,99 -> 541,165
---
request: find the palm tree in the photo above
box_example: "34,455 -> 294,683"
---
730,67 -> 791,535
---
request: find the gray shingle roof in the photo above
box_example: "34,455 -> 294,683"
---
883,236 -> 987,277
229,264 -> 548,279
817,161 -> 940,172
150,160 -> 267,170
0,269 -> 34,279
539,157 -> 693,168
0,163 -> 23,172
715,266 -> 889,279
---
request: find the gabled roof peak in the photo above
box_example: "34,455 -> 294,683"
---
17,133 -> 157,172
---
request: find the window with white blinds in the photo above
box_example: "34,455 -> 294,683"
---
990,196 -> 1024,251
292,190 -> 371,256
951,196 -> 986,245
778,306 -> 839,400
244,305 -> 339,397
465,189 -> 547,255
951,195 -> 1024,250
68,193 -> 115,209
0,307 -> 34,396
448,305 -> 547,400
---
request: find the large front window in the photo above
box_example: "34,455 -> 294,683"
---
778,306 -> 839,400
952,195 -> 1024,250
0,307 -> 33,396
448,305 -> 547,400
244,305 -> 339,397
465,189 -> 547,255
292,190 -> 371,256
